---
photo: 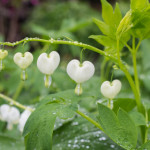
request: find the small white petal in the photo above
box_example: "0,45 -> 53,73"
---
7,107 -> 20,124
101,79 -> 122,99
18,109 -> 31,132
0,104 -> 10,121
67,59 -> 95,83
37,51 -> 60,75
0,104 -> 20,127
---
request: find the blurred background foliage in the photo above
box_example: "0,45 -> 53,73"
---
0,0 -> 150,149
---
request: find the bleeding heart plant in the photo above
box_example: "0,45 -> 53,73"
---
0,0 -> 150,149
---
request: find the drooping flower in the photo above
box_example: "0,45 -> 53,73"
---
37,51 -> 60,88
67,59 -> 95,95
101,79 -> 122,99
0,104 -> 20,130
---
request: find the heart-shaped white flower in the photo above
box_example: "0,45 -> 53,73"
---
100,80 -> 122,99
37,51 -> 60,75
13,52 -> 33,70
67,59 -> 95,83
0,49 -> 8,60
0,104 -> 20,130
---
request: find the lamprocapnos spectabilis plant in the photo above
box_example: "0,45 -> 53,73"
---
0,0 -> 150,149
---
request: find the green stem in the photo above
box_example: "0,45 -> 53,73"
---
0,93 -> 34,112
132,51 -> 140,94
76,110 -> 103,131
117,39 -> 142,112
0,37 -> 118,63
132,37 -> 140,95
108,99 -> 111,109
144,110 -> 149,143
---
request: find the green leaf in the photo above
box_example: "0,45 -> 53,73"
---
129,111 -> 146,126
98,104 -> 138,150
89,35 -> 116,49
0,134 -> 24,150
101,0 -> 114,25
23,104 -> 57,150
137,141 -> 150,149
116,10 -> 132,39
23,94 -> 77,150
92,18 -> 110,35
23,88 -> 100,150
113,3 -> 122,26
53,117 -> 124,150
130,0 -> 149,10
113,98 -> 136,113
130,9 -> 150,39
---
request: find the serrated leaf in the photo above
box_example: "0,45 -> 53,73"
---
129,111 -> 146,126
101,0 -> 114,25
89,35 -> 116,49
131,0 -> 149,10
98,104 -> 137,150
92,18 -> 110,35
117,10 -> 132,39
114,3 -> 122,26
131,9 -> 150,39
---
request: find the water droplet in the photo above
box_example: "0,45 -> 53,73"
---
99,137 -> 106,141
86,145 -> 90,149
110,144 -> 115,148
72,122 -> 79,126
80,139 -> 85,142
25,37 -> 29,40
44,75 -> 52,88
74,41 -> 78,45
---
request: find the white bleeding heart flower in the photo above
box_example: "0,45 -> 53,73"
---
13,52 -> 33,70
37,51 -> 60,75
0,49 -> 8,60
101,79 -> 122,99
18,109 -> 31,132
0,104 -> 20,130
67,59 -> 95,84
